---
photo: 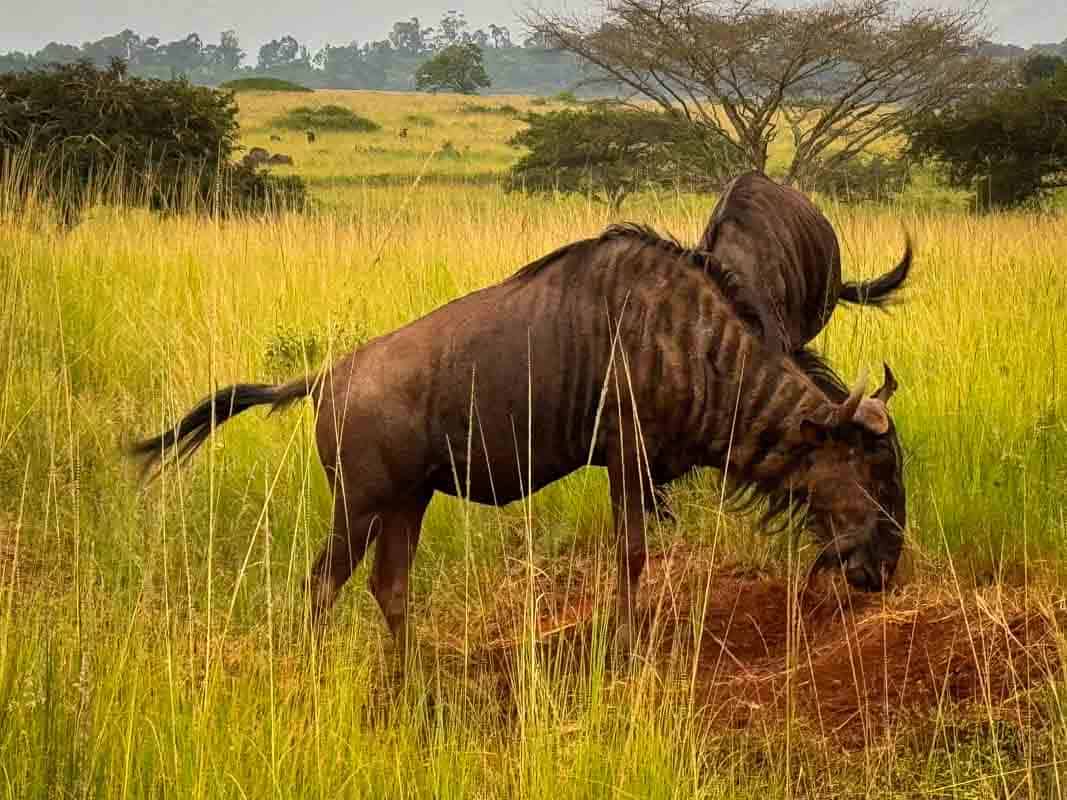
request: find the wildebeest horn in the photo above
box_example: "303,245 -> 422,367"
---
833,367 -> 868,426
873,363 -> 898,404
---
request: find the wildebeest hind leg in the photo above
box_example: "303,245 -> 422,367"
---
650,476 -> 678,524
369,494 -> 431,673
307,496 -> 384,629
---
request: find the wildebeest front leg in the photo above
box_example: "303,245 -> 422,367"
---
608,439 -> 652,659
369,497 -> 430,673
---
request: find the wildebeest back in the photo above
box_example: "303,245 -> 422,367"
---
698,171 -> 910,354
699,171 -> 842,351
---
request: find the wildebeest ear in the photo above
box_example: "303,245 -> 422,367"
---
873,363 -> 898,404
854,398 -> 890,436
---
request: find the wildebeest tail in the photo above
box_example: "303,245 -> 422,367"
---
126,374 -> 317,478
839,235 -> 912,308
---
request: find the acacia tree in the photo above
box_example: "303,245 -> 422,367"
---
523,0 -> 1001,185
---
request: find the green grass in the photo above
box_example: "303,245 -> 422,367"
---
1,89 -> 1066,798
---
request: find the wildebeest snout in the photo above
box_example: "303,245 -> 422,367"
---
816,526 -> 900,593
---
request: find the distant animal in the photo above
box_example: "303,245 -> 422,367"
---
697,170 -> 912,354
398,127 -> 408,139
241,146 -> 271,168
270,134 -> 282,142
127,225 -> 905,666
306,130 -> 316,144
267,153 -> 294,166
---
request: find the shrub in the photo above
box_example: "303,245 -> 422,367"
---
263,319 -> 370,379
1020,54 -> 1065,86
505,105 -> 739,209
272,104 -> 380,132
218,77 -> 312,92
553,91 -> 580,104
438,140 -> 463,160
801,154 -> 913,204
460,103 -> 519,116
404,113 -> 435,128
0,59 -> 306,223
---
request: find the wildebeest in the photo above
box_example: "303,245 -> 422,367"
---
127,225 -> 905,663
306,129 -> 316,144
241,146 -> 271,169
697,170 -> 912,354
267,153 -> 294,166
399,127 -> 408,139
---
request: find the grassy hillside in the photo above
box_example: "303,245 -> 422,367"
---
1,89 -> 1065,798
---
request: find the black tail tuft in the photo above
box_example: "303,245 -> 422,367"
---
127,381 -> 306,480
839,235 -> 913,309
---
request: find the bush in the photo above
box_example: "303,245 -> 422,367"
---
505,105 -> 739,209
801,154 -> 913,204
404,113 -> 435,128
1020,54 -> 1065,86
263,320 -> 370,379
438,140 -> 463,160
0,59 -> 306,223
272,104 -> 380,132
459,103 -> 519,116
905,65 -> 1067,210
219,77 -> 312,92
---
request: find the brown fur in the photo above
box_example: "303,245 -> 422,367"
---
698,171 -> 911,353
127,225 -> 904,663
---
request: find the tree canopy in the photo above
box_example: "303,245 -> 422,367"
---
415,42 -> 491,94
906,63 -> 1067,209
523,0 -> 1002,184
0,13 -> 583,95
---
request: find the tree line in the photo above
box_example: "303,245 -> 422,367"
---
0,12 -> 585,93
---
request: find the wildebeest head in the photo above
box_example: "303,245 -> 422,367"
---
793,364 -> 905,592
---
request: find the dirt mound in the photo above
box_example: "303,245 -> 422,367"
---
430,543 -> 1065,746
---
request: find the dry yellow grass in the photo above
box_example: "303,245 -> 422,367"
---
0,88 -> 1064,798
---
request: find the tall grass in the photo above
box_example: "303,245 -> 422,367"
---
1,93 -> 1066,797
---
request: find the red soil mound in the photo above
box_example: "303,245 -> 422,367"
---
436,543 -> 1065,746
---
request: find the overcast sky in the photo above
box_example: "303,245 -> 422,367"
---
1,1 -> 1063,57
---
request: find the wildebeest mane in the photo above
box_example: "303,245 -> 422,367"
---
709,345 -> 826,535
508,222 -> 769,339
715,346 -> 854,534
598,222 -> 764,327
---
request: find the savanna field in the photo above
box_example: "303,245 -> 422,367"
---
2,88 -> 1067,798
